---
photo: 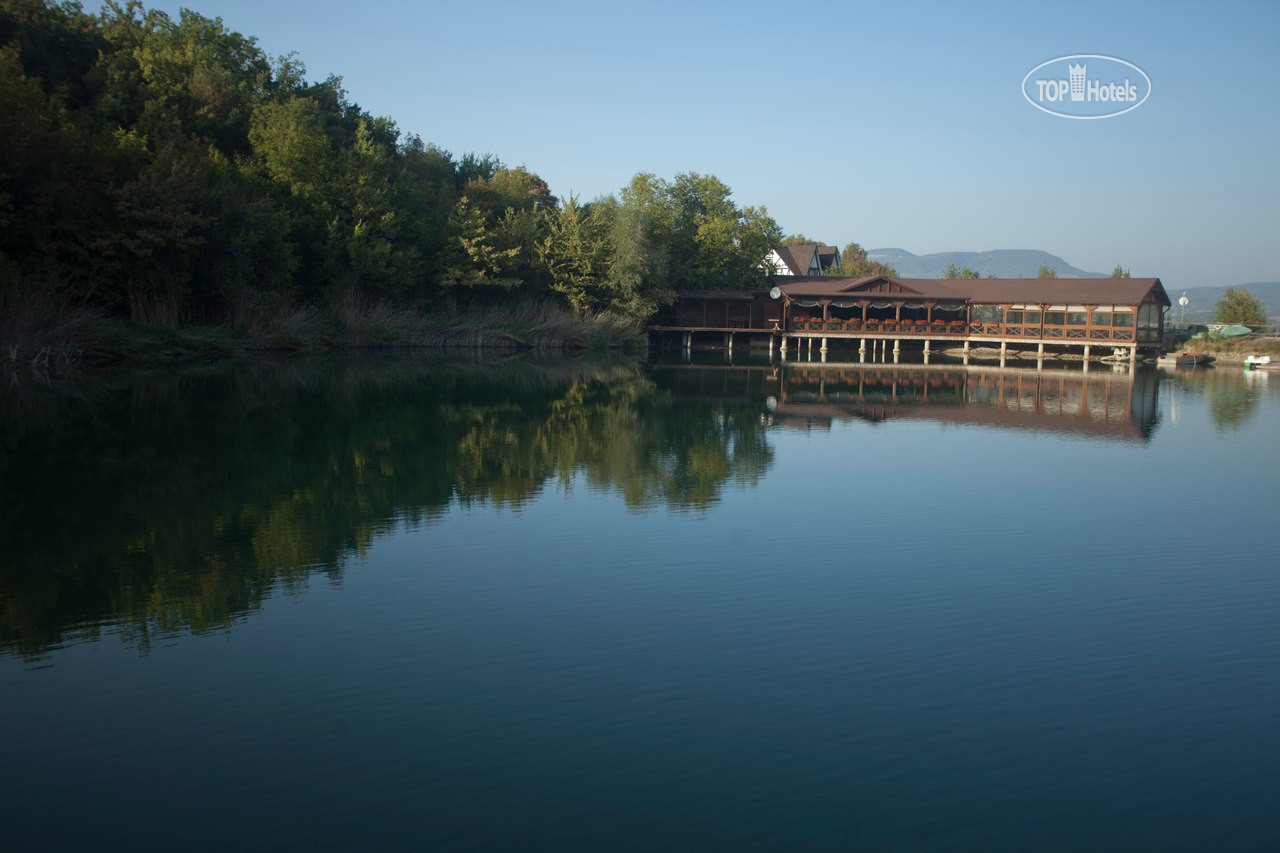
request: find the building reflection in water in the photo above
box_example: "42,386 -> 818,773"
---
652,362 -> 1160,443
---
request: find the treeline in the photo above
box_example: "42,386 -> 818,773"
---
0,0 -> 781,330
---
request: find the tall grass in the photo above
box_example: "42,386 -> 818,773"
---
2,288 -> 647,368
0,289 -> 100,372
245,294 -> 646,352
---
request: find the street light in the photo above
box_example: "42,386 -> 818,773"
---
1178,292 -> 1188,325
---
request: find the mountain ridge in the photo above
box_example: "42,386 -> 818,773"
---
868,248 -> 1104,279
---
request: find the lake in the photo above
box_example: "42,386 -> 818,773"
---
2,354 -> 1277,850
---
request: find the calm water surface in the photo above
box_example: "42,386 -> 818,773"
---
2,355 -> 1277,850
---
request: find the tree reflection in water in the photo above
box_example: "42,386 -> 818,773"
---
0,356 -> 773,658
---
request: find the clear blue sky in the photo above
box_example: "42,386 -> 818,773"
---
109,0 -> 1278,292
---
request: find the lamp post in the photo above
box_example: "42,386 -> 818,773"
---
1178,292 -> 1188,326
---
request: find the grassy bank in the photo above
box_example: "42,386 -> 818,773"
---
1166,332 -> 1280,363
1,292 -> 646,371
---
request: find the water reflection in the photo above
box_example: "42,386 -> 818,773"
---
654,362 -> 1161,443
0,355 -> 772,658
1,358 -> 1169,658
1161,365 -> 1268,432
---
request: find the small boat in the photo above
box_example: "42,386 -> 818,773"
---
1157,352 -> 1215,367
1244,355 -> 1274,371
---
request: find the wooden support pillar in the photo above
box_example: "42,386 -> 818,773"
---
1083,344 -> 1090,371
768,335 -> 775,359
999,340 -> 1007,368
820,337 -> 828,363
726,332 -> 734,354
780,336 -> 788,360
682,332 -> 692,350
893,338 -> 900,364
859,338 -> 866,363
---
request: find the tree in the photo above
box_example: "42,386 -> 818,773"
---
441,195 -> 520,289
536,194 -> 610,312
608,178 -> 673,317
1037,264 -> 1058,279
840,242 -> 896,278
1111,264 -> 1131,278
781,234 -> 814,246
944,262 -> 981,279
1213,287 -> 1267,326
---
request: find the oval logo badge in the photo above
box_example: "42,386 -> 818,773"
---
1022,54 -> 1151,119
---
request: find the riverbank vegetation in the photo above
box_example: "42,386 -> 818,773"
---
1,1 -> 781,361
1170,332 -> 1280,362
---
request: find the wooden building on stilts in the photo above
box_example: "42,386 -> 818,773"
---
650,276 -> 1171,365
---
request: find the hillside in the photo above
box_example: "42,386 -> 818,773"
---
1170,283 -> 1280,323
869,248 -> 1104,279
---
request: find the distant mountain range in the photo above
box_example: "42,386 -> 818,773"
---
868,248 -> 1104,279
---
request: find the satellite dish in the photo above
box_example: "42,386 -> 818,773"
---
769,286 -> 782,300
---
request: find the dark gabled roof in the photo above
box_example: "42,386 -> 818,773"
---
770,246 -> 801,275
772,244 -> 839,276
773,277 -> 1170,306
904,277 -> 1170,306
776,276 -> 965,300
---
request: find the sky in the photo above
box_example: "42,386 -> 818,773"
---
105,0 -> 1278,293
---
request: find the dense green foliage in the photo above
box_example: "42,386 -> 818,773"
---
0,0 -> 781,327
839,242 -> 896,277
1213,287 -> 1267,325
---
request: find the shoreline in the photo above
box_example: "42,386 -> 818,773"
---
1,301 -> 647,372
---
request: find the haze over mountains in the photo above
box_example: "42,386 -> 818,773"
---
1171,283 -> 1280,322
868,248 -> 1104,279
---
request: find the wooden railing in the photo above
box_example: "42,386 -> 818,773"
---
791,320 -> 970,334
786,320 -> 1139,342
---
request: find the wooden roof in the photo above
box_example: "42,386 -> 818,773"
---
772,244 -> 839,276
775,276 -> 1170,306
